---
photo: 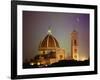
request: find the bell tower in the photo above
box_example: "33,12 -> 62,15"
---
71,30 -> 78,60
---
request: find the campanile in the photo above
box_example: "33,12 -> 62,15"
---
71,30 -> 78,60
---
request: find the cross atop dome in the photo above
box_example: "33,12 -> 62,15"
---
48,26 -> 52,35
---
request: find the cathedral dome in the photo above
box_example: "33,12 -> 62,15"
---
39,29 -> 60,49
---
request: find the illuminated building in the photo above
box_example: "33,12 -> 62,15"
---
71,30 -> 79,60
37,28 -> 66,65
32,28 -> 80,66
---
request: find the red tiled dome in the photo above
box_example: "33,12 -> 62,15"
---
39,34 -> 60,49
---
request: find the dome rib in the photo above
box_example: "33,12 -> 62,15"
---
47,35 -> 49,47
50,35 -> 56,47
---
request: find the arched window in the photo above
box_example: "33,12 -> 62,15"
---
74,40 -> 77,46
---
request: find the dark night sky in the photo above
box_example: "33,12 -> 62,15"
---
23,11 -> 89,62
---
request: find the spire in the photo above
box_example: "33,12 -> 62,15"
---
48,26 -> 52,35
